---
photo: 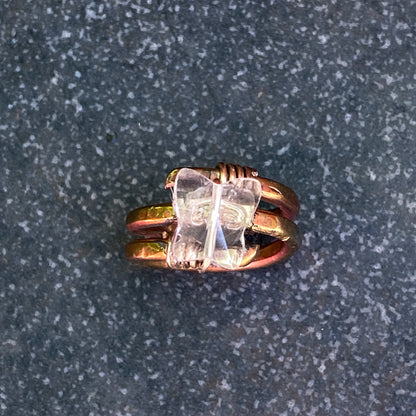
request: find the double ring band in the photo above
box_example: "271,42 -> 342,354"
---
126,163 -> 300,272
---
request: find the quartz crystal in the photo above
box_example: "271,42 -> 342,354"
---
167,168 -> 262,271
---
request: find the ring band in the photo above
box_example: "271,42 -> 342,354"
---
126,163 -> 300,271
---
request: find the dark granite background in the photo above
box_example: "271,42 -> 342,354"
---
1,1 -> 415,415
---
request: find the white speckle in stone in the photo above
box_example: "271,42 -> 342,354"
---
336,57 -> 348,67
95,146 -> 104,157
318,361 -> 326,374
219,379 -> 231,391
58,254 -> 71,267
318,34 -> 329,44
372,242 -> 386,253
331,276 -> 348,298
376,302 -> 391,325
345,334 -> 358,344
277,143 -> 290,155
75,71 -> 81,78
384,75 -> 394,85
61,30 -> 71,39
345,113 -> 352,124
367,168 -> 376,181
71,98 -> 83,114
18,221 -> 30,232
318,158 -> 330,179
380,39 -> 391,49
3,339 -> 16,347
406,200 -> 416,214
253,47 -> 266,57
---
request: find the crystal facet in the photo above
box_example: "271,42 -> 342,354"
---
167,168 -> 262,271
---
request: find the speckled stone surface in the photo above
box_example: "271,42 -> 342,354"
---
1,1 -> 415,415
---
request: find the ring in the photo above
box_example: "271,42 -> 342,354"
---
126,162 -> 300,272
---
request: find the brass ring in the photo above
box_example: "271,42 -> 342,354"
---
126,163 -> 300,272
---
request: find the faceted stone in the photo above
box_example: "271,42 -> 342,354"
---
167,168 -> 261,271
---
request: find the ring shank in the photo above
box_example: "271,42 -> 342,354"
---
126,204 -> 300,271
126,164 -> 300,271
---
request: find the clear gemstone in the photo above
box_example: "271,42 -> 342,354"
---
167,168 -> 261,271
